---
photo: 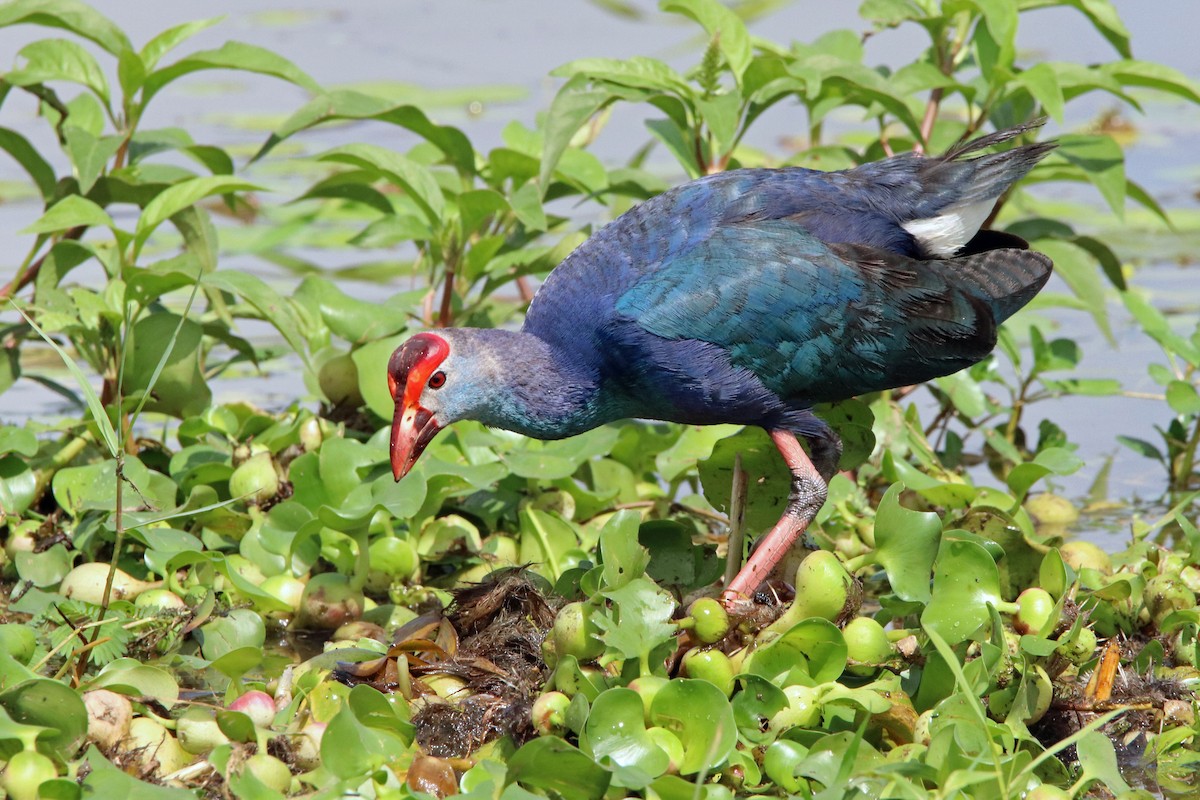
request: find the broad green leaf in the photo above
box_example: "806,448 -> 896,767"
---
90,660 -> 179,707
6,38 -> 110,104
970,0 -> 1018,76
507,736 -> 611,800
81,746 -> 196,798
257,91 -> 475,175
648,679 -> 737,775
645,118 -> 701,178
698,427 -> 788,532
62,126 -> 122,194
21,195 -> 113,235
316,143 -> 444,226
551,56 -> 691,95
1054,134 -> 1125,217
869,483 -> 941,603
655,424 -> 740,482
458,188 -> 509,238
139,16 -> 223,71
1102,58 -> 1200,103
134,175 -> 260,254
0,0 -> 130,56
0,427 -> 37,457
509,181 -> 547,231
583,688 -> 670,789
1034,238 -> 1112,342
1006,447 -> 1083,502
13,543 -> 70,587
1062,0 -> 1131,58
1166,380 -> 1200,417
124,312 -> 210,419
540,74 -> 612,196
1016,63 -> 1064,122
142,41 -> 320,104
0,678 -> 88,755
0,126 -> 57,200
921,539 -> 1006,644
1076,729 -> 1131,794
205,271 -> 310,368
744,618 -> 848,686
0,456 -> 37,515
661,0 -> 751,82
293,277 -> 409,344
599,509 -> 649,589
695,89 -> 741,155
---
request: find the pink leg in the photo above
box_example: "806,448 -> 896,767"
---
721,429 -> 829,606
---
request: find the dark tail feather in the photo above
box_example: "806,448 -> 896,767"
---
922,120 -> 1057,209
952,247 -> 1053,323
944,118 -> 1050,159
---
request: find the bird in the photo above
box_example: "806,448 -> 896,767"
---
387,121 -> 1055,608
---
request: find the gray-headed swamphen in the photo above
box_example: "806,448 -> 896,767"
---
388,121 -> 1055,608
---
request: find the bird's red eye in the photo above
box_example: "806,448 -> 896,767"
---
428,371 -> 446,389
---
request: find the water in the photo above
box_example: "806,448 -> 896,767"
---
0,0 -> 1197,540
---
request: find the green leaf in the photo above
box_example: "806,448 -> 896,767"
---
540,75 -> 612,196
1076,729 -> 1132,794
1015,63 -> 1064,122
204,271 -> 310,369
0,126 -> 58,201
1166,381 -> 1200,417
921,539 -> 1006,644
1034,238 -> 1112,342
1062,0 -> 1131,58
6,38 -> 110,104
647,679 -> 737,775
1054,134 -> 1125,217
870,484 -> 941,603
1102,58 -> 1200,103
90,660 -> 179,707
257,91 -> 475,175
698,427 -> 788,532
81,746 -> 196,798
62,126 -> 122,194
509,181 -> 547,231
124,312 -> 210,419
142,41 -> 320,105
0,0 -> 130,56
655,424 -> 740,482
10,300 -> 118,455
599,509 -> 650,589
1006,447 -> 1084,501
0,456 -> 37,515
552,56 -> 691,94
134,175 -> 260,255
0,678 -> 88,756
583,688 -> 670,789
695,90 -> 741,155
139,17 -> 223,71
316,143 -> 444,226
660,0 -> 752,83
0,426 -> 37,457
744,617 -> 847,685
293,277 -> 409,344
507,736 -> 611,800
970,0 -> 1018,76
596,577 -> 678,664
21,195 -> 113,235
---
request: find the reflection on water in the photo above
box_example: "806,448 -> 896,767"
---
0,1 -> 1197,538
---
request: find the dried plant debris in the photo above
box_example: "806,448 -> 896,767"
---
334,569 -> 558,757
